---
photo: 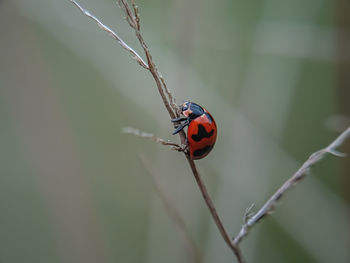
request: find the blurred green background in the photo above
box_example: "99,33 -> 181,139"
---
1,0 -> 350,262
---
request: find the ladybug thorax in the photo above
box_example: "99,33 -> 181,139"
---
181,102 -> 204,120
182,109 -> 192,117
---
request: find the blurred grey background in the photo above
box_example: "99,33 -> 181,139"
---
1,0 -> 350,262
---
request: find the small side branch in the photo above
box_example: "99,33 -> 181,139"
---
233,126 -> 350,246
122,127 -> 185,152
69,0 -> 148,69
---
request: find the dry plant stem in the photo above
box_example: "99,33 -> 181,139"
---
69,1 -> 243,262
233,126 -> 350,246
122,127 -> 184,151
139,154 -> 203,263
187,157 -> 245,263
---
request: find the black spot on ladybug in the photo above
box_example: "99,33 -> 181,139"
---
191,124 -> 214,142
193,145 -> 213,157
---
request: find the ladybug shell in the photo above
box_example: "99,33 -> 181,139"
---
187,111 -> 217,160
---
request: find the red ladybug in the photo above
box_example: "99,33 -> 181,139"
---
172,102 -> 217,160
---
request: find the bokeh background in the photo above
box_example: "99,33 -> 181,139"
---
1,0 -> 350,262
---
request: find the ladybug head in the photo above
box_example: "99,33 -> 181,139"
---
181,102 -> 192,117
180,101 -> 204,119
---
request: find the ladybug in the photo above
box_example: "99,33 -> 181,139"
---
172,102 -> 217,160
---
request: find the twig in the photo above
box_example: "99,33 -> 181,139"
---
187,157 -> 245,262
69,0 -> 148,69
69,1 -> 245,262
139,154 -> 203,263
122,127 -> 184,151
233,126 -> 350,246
243,203 -> 255,224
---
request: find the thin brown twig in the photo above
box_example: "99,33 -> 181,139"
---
139,154 -> 203,263
122,127 -> 184,151
187,157 -> 245,262
232,126 -> 350,246
131,0 -> 140,31
160,74 -> 178,113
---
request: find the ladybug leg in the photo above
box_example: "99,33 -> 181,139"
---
175,143 -> 189,156
172,119 -> 189,135
182,143 -> 189,154
171,143 -> 188,153
171,116 -> 188,123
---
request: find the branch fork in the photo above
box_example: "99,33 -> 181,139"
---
232,127 -> 350,246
